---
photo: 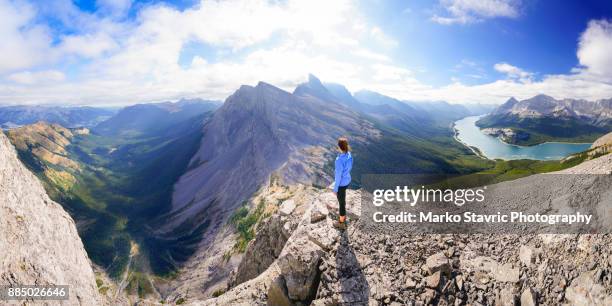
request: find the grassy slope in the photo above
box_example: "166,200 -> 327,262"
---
442,147 -> 605,189
346,117 -> 494,188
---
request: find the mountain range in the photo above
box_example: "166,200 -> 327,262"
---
477,94 -> 612,145
0,105 -> 116,129
161,76 -> 490,261
1,76 -> 494,300
8,76 -> 610,303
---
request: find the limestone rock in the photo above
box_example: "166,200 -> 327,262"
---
0,132 -> 101,305
520,287 -> 537,306
426,252 -> 450,276
307,222 -> 338,251
267,276 -> 291,306
310,200 -> 328,223
405,277 -> 417,289
280,199 -> 296,216
565,270 -> 609,306
519,245 -> 536,267
496,286 -> 518,306
425,271 -> 442,289
493,263 -> 520,283
278,237 -> 324,301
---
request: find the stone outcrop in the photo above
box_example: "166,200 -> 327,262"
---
481,127 -> 530,144
207,153 -> 612,306
0,132 -> 101,305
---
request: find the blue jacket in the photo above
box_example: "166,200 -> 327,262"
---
333,152 -> 353,192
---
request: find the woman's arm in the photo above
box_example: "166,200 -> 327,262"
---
333,158 -> 342,193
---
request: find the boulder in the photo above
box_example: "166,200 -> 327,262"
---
520,287 -> 537,306
405,277 -> 417,289
310,199 -> 328,223
278,237 -> 324,301
519,245 -> 536,267
565,270 -> 610,306
426,252 -> 451,276
307,222 -> 338,251
493,263 -> 520,283
279,199 -> 296,216
495,286 -> 518,306
268,276 -> 291,306
425,271 -> 442,289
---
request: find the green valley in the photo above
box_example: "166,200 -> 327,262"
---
6,102 -> 217,288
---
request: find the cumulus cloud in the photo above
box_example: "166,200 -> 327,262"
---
1,1 -> 612,106
577,19 -> 612,81
493,62 -> 533,82
8,70 -> 65,85
432,0 -> 521,25
0,0 -> 53,73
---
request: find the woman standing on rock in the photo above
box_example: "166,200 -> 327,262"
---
333,137 -> 353,229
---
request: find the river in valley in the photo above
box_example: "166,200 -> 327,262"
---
454,116 -> 592,160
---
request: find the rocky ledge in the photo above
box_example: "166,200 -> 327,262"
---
204,155 -> 612,306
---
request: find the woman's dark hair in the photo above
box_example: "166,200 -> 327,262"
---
337,137 -> 350,153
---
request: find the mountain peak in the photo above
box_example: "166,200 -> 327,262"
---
293,74 -> 336,101
529,94 -> 556,102
307,73 -> 323,86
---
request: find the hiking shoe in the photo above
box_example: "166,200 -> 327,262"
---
334,220 -> 347,230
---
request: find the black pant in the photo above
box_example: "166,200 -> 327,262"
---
336,185 -> 348,217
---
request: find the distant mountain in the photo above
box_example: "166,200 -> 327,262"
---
0,105 -> 115,129
93,98 -> 220,137
296,74 -> 487,131
477,95 -> 612,145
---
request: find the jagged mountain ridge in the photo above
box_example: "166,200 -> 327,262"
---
484,94 -> 612,125
164,81 -> 379,234
477,95 -> 612,145
0,131 -> 101,305
296,75 -> 433,136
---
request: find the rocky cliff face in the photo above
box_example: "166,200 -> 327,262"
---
208,153 -> 612,306
160,80 -> 378,301
0,132 -> 101,305
164,81 -> 378,237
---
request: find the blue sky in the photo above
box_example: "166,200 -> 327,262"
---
1,0 -> 612,105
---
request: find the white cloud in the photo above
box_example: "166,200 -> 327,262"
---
8,70 -> 65,85
1,1 -> 612,107
58,32 -> 119,58
0,0 -> 53,73
493,62 -> 532,82
432,0 -> 520,25
577,19 -> 612,81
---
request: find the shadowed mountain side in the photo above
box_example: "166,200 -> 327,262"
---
162,81 -> 379,238
93,98 -> 220,137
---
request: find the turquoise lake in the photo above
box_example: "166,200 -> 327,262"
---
454,116 -> 592,160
